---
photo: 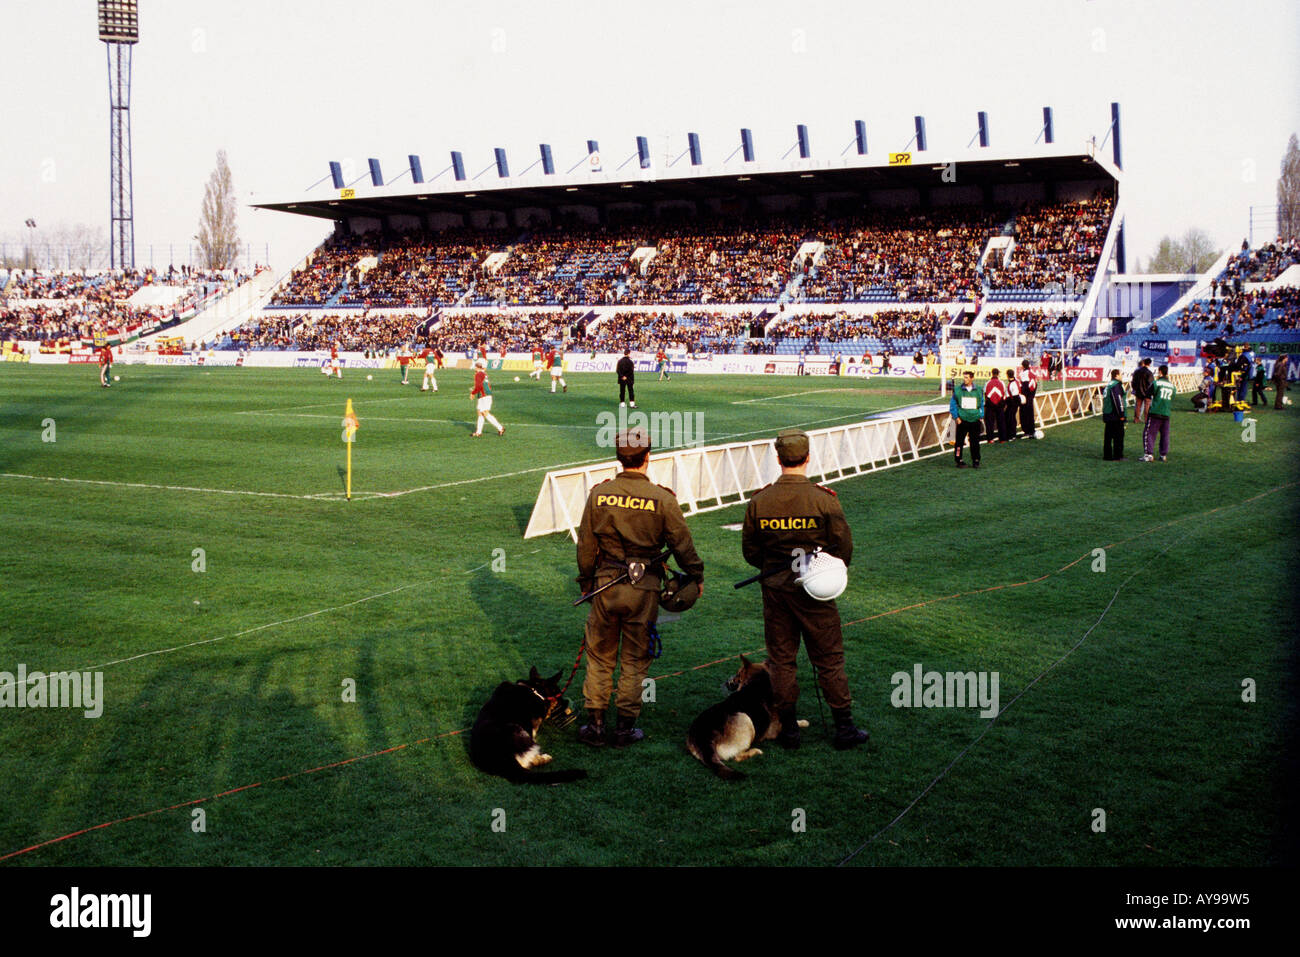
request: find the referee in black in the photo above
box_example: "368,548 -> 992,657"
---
617,348 -> 636,407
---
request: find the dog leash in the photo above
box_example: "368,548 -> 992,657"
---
553,637 -> 586,714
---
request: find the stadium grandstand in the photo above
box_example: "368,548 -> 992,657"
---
214,144 -> 1133,365
1,266 -> 260,350
10,124 -> 1296,377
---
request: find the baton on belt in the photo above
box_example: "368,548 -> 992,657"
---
733,565 -> 789,589
573,549 -> 672,606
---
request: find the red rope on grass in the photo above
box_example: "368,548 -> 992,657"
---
0,730 -> 465,863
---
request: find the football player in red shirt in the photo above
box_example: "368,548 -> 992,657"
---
470,358 -> 505,437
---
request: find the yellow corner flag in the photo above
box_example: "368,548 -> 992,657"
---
342,399 -> 359,500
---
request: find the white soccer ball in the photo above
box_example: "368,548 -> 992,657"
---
1285,397 -> 1293,406
113,375 -> 120,381
1034,429 -> 1044,439
366,374 -> 373,380
514,376 -> 520,382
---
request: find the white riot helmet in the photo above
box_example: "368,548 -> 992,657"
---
797,549 -> 848,601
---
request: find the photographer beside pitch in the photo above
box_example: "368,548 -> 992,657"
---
741,429 -> 869,751
576,428 -> 703,747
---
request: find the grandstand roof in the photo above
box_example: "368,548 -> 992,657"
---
252,150 -> 1118,224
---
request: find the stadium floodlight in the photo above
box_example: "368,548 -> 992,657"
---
97,0 -> 138,42
409,155 -> 425,184
368,158 -> 383,187
98,0 -> 138,270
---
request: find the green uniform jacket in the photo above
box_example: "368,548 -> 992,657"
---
742,474 -> 853,592
949,384 -> 985,422
1150,377 -> 1175,417
577,470 -> 703,590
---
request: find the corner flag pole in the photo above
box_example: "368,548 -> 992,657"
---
342,399 -> 359,501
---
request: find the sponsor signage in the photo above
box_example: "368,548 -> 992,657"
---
1063,366 -> 1104,381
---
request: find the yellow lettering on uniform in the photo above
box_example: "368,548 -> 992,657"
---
758,517 -> 820,531
596,494 -> 656,512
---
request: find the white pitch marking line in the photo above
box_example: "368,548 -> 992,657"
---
27,551 -> 539,682
235,395 -> 423,415
248,411 -> 599,430
837,525 -> 1201,866
0,473 -> 322,501
731,388 -> 864,404
1,401 -> 932,503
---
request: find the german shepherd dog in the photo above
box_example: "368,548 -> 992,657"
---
686,656 -> 808,780
470,667 -> 587,784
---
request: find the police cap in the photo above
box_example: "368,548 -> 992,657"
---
616,427 -> 651,459
774,428 -> 809,464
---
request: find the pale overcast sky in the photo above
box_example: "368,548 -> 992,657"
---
1,0 -> 1297,272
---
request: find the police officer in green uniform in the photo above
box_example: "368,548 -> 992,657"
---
576,427 -> 704,747
741,429 -> 869,750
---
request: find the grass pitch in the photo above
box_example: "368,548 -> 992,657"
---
0,364 -> 1296,866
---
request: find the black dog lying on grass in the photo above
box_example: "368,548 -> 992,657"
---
470,667 -> 587,784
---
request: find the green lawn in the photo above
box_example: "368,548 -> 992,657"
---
0,364 -> 1295,866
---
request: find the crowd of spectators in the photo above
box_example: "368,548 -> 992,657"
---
337,228 -> 506,307
1214,238 -> 1300,289
265,197 -> 1116,312
584,309 -> 756,353
477,226 -> 640,307
270,235 -> 380,306
767,308 -> 946,351
980,308 -> 1075,344
621,218 -> 798,305
1170,284 -> 1300,336
285,312 -> 427,352
1,267 -> 251,343
984,195 -> 1114,291
434,311 -> 572,352
802,208 -> 997,303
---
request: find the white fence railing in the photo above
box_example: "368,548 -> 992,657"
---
526,383 -> 1109,539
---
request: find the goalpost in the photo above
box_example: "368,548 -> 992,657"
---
939,323 -> 1021,396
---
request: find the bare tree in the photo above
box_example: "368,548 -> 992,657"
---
1279,133 -> 1299,242
1146,228 -> 1221,274
196,149 -> 241,270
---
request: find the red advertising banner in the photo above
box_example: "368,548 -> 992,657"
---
1063,366 -> 1105,381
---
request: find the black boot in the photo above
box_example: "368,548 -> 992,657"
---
577,711 -> 607,747
775,707 -> 801,750
831,708 -> 869,750
611,715 -> 645,748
